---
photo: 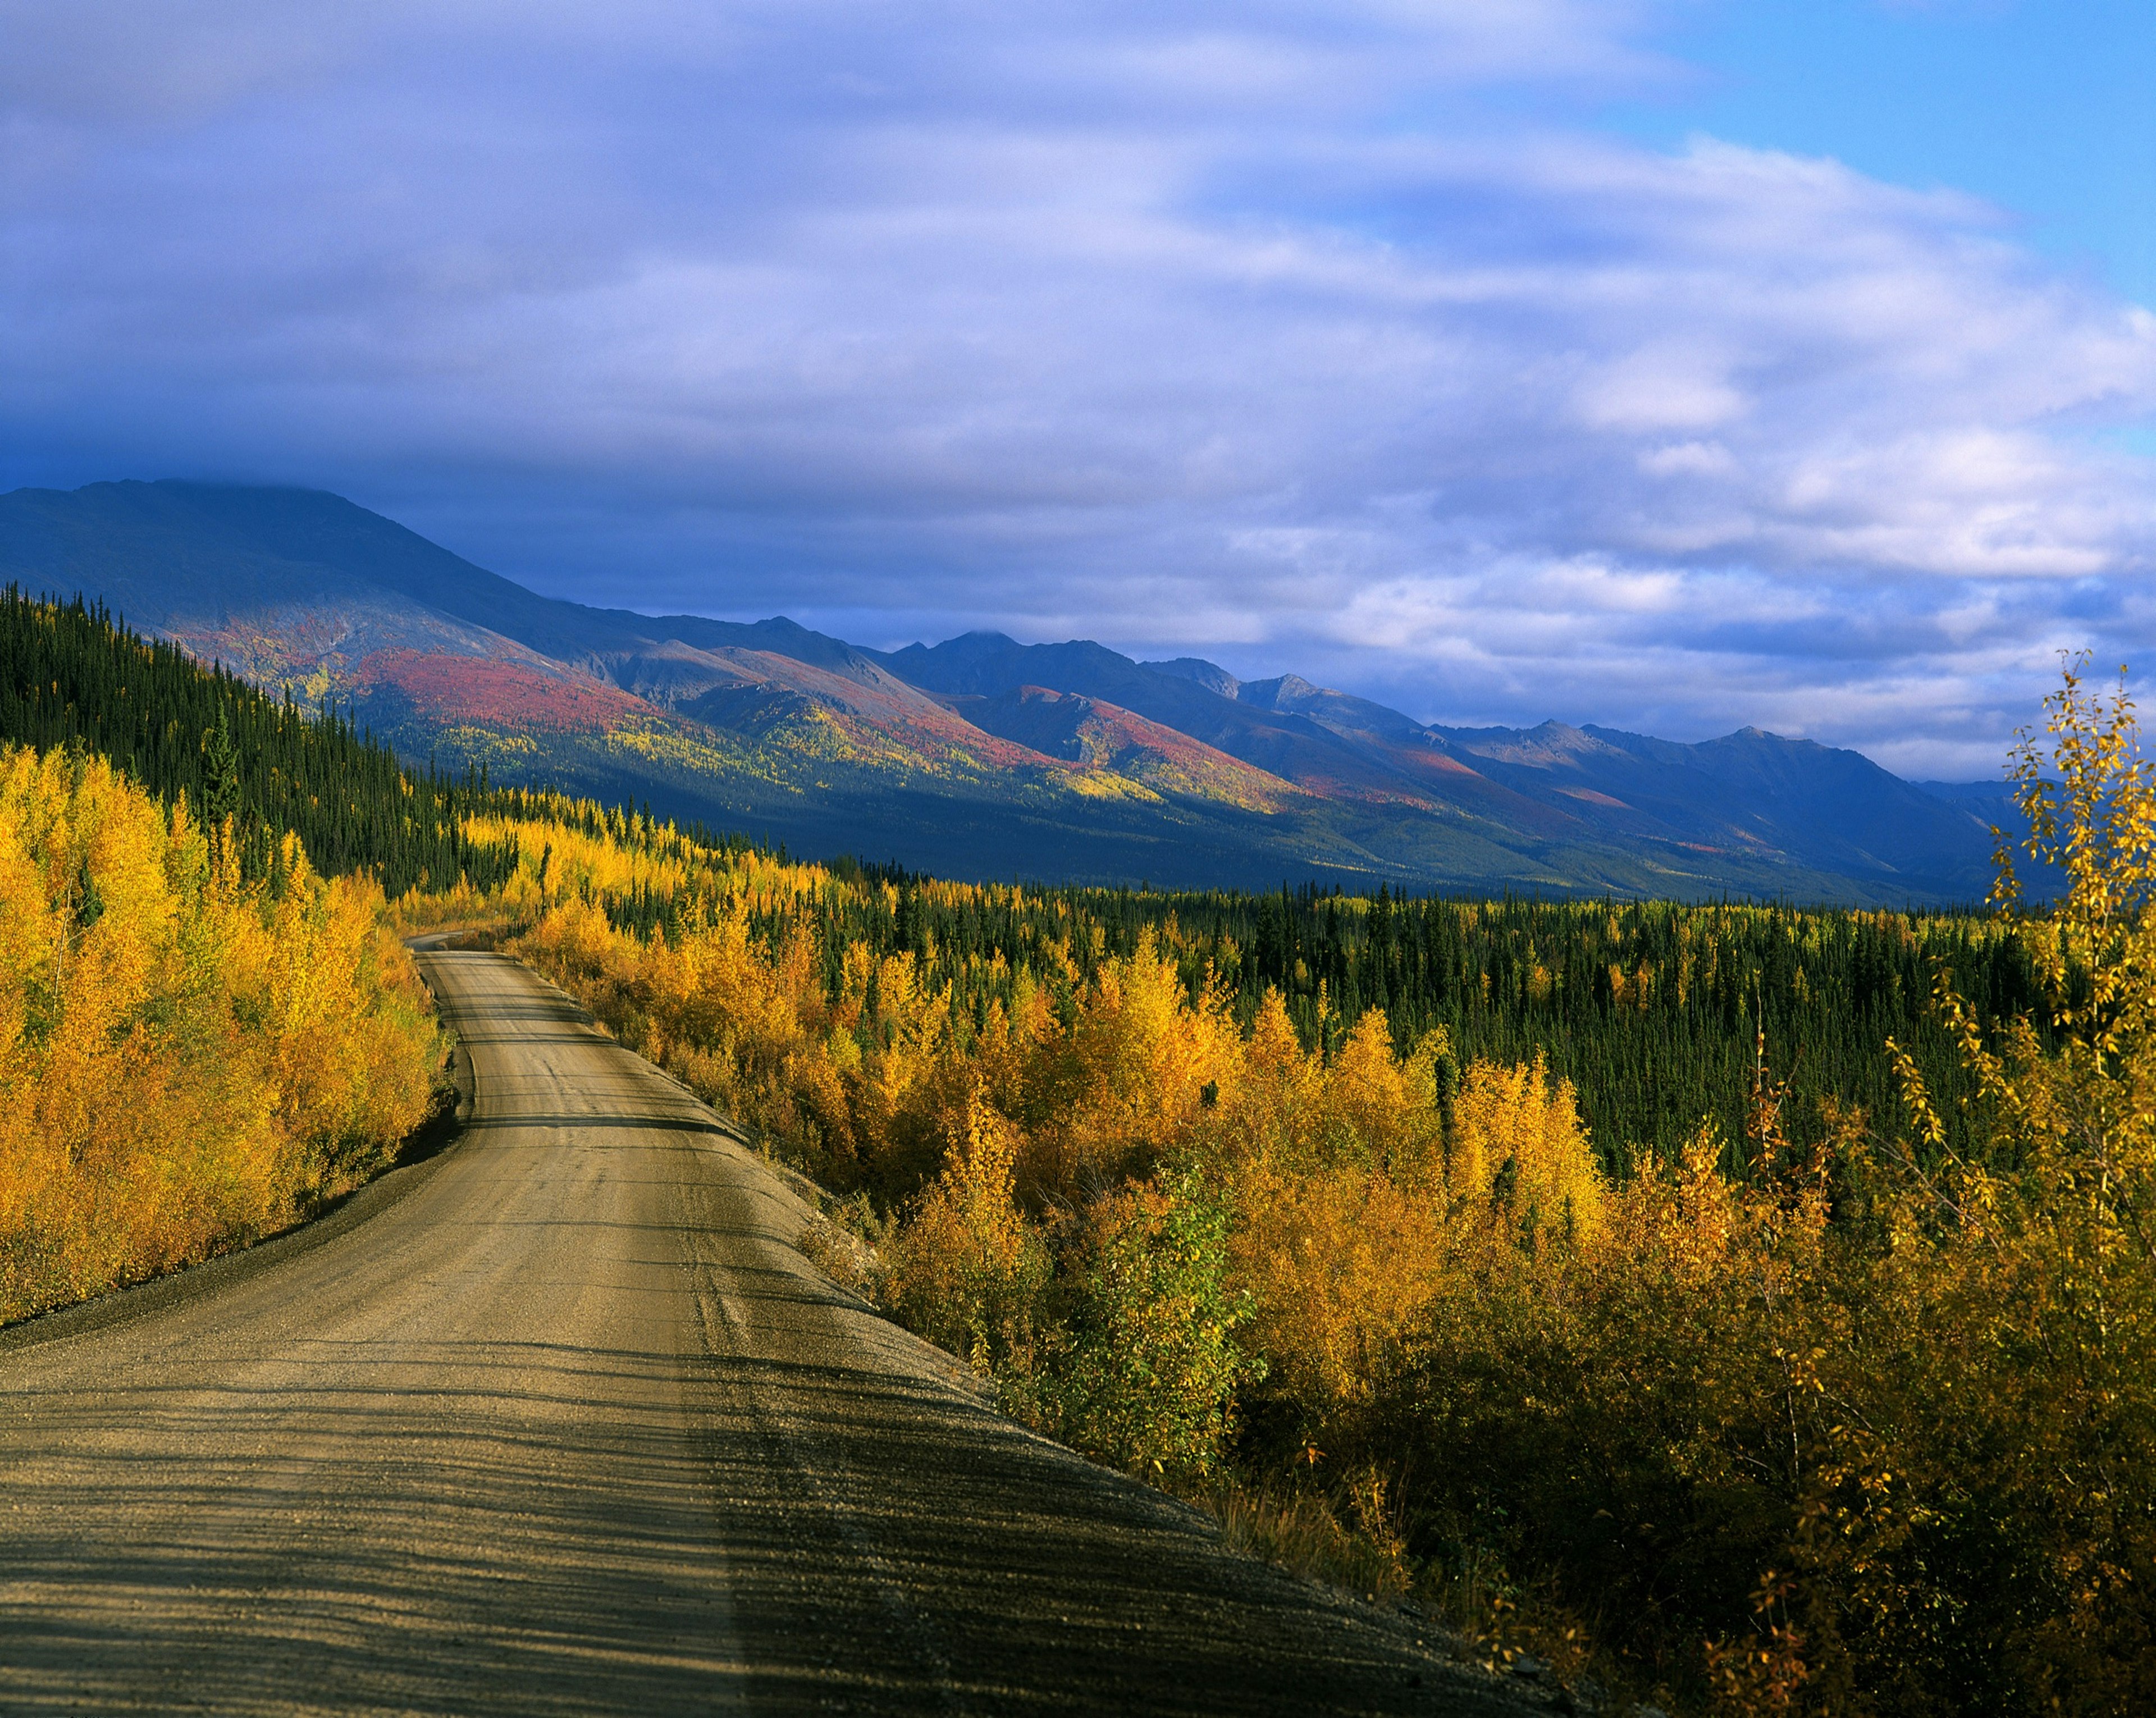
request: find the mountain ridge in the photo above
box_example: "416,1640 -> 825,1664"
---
0,479 -> 2008,902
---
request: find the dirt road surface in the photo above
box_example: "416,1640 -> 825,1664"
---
0,948 -> 1539,1716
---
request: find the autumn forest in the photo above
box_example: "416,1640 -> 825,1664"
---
3,594 -> 2151,1714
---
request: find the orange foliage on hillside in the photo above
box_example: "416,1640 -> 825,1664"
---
0,746 -> 440,1321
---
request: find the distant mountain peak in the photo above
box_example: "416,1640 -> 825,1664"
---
1240,673 -> 1322,705
1141,656 -> 1240,699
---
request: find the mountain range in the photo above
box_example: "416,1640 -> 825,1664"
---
0,479 -> 2015,903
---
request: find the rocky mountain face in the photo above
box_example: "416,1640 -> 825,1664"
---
0,479 -> 2009,901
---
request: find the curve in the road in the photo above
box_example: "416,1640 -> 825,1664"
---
0,948 -> 1535,1716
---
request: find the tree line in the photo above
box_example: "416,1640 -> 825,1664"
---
601,867 -> 2040,1177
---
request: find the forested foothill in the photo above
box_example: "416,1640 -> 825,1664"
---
596,863 -> 2048,1176
0,587 -> 515,896
4,589 -> 2150,1714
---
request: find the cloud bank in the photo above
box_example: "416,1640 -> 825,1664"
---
4,0 -> 2154,774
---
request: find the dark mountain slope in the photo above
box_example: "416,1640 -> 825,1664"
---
0,481 -> 892,692
1,479 -> 584,650
1150,656 -> 1999,896
1142,656 -> 1242,699
1239,672 -> 1433,746
1577,725 -> 1995,879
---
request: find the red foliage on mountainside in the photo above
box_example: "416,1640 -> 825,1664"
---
354,651 -> 660,731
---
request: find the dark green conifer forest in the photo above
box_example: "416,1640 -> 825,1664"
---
599,866 -> 2036,1174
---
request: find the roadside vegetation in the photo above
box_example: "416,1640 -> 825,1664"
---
0,747 -> 439,1319
0,596 -> 456,1320
6,590 -> 2149,1712
474,662 -> 2156,1716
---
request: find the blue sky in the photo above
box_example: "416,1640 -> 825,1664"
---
1617,1 -> 2156,304
2,1 -> 2152,776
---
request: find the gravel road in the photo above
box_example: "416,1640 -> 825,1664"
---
0,947 -> 1540,1716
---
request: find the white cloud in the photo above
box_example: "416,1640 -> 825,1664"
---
2,1 -> 2154,776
